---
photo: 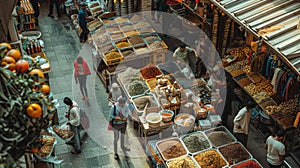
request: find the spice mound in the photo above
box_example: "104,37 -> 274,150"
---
219,143 -> 251,165
168,156 -> 197,168
206,130 -> 235,147
127,80 -> 148,96
194,149 -> 227,168
157,139 -> 187,160
182,133 -> 210,153
105,52 -> 121,60
115,42 -> 131,49
140,64 -> 162,79
118,67 -> 141,84
232,160 -> 262,168
129,35 -> 144,46
125,30 -> 139,37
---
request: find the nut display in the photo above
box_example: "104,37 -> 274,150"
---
266,98 -> 298,115
182,132 -> 210,153
244,83 -> 260,96
157,139 -> 187,160
219,143 -> 251,165
232,160 -> 262,168
248,73 -> 264,83
253,92 -> 271,104
37,136 -> 56,157
243,65 -> 251,74
168,156 -> 197,168
238,77 -> 252,87
225,60 -> 248,72
53,127 -> 74,139
256,80 -> 273,95
194,149 -> 227,168
230,70 -> 245,77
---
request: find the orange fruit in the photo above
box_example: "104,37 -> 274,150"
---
0,43 -> 12,52
2,56 -> 16,64
7,49 -> 21,61
15,60 -> 30,73
39,84 -> 50,94
29,69 -> 45,78
26,103 -> 42,118
31,147 -> 39,153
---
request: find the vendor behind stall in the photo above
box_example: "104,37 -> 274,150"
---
173,44 -> 196,64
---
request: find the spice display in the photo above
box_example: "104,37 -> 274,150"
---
146,78 -> 158,90
224,60 -> 247,72
219,143 -> 251,165
132,95 -> 159,111
103,19 -> 116,25
230,69 -> 246,77
182,133 -> 210,153
135,47 -> 150,55
168,156 -> 197,168
94,34 -> 110,45
144,36 -> 160,44
157,139 -> 187,160
99,43 -> 114,53
232,160 -> 262,168
140,64 -> 162,79
118,67 -> 141,84
121,25 -> 135,32
206,130 -> 235,147
130,14 -> 144,22
126,80 -> 148,96
53,127 -> 73,139
125,30 -> 139,37
134,22 -> 149,29
237,77 -> 252,87
139,27 -> 154,34
244,83 -> 260,96
104,52 -> 121,60
149,41 -> 165,50
128,35 -> 144,46
110,32 -> 124,40
121,49 -> 134,57
115,42 -> 131,49
229,47 -> 250,60
114,17 -> 129,23
174,113 -> 195,127
194,149 -> 227,168
253,92 -> 271,104
92,27 -> 106,38
106,26 -> 120,33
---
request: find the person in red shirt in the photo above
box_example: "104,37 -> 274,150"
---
74,56 -> 91,101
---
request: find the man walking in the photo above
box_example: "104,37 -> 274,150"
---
233,101 -> 256,146
109,97 -> 131,160
48,0 -> 61,18
265,130 -> 286,168
64,97 -> 81,154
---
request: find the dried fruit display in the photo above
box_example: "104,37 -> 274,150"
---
140,64 -> 162,79
224,60 -> 247,72
157,139 -> 187,160
243,65 -> 251,74
230,70 -> 245,77
37,136 -> 56,158
244,83 -> 260,96
206,128 -> 235,147
168,156 -> 197,168
266,98 -> 298,115
253,92 -> 271,104
53,127 -> 74,139
232,159 -> 262,168
256,80 -> 273,95
219,143 -> 251,165
182,132 -> 210,153
194,149 -> 227,168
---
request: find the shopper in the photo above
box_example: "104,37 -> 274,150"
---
48,0 -> 61,18
173,44 -> 195,63
265,130 -> 286,168
109,97 -> 131,160
157,0 -> 169,23
64,97 -> 81,154
74,56 -> 91,101
108,83 -> 122,106
78,4 -> 93,43
151,0 -> 162,21
233,101 -> 256,146
29,0 -> 40,25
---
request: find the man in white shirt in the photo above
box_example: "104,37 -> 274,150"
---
233,101 -> 256,147
173,44 -> 195,63
64,97 -> 81,154
265,130 -> 286,168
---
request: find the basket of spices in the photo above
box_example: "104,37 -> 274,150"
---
167,156 -> 198,168
231,159 -> 262,168
218,142 -> 252,165
204,126 -> 236,148
103,50 -> 123,66
181,131 -> 211,155
156,138 -> 188,161
193,149 -> 228,168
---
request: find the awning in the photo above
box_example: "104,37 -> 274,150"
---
210,0 -> 300,76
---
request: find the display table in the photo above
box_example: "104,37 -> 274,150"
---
138,116 -> 173,147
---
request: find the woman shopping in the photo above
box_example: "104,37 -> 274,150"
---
74,56 -> 91,101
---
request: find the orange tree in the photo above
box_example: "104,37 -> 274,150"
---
0,45 -> 57,165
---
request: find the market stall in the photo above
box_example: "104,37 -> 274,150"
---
208,0 -> 300,154
146,126 -> 263,168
